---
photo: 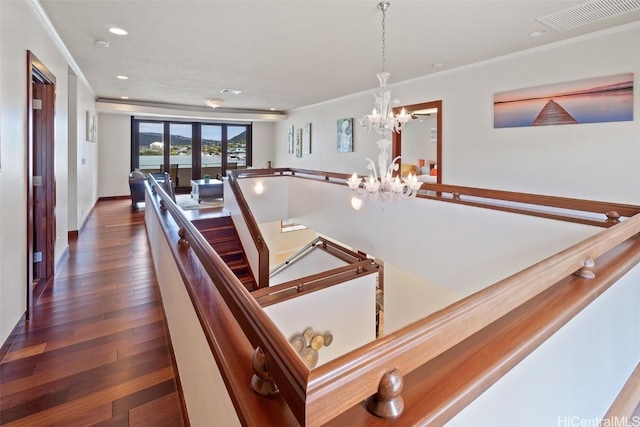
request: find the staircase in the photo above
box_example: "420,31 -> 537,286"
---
192,215 -> 258,291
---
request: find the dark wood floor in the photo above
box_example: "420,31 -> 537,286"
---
0,199 -> 187,426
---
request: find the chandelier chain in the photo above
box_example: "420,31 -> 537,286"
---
380,2 -> 386,73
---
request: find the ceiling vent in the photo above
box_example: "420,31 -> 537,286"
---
537,0 -> 640,31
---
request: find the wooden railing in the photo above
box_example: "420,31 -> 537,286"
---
226,171 -> 269,287
232,167 -> 640,227
147,171 -> 640,426
254,259 -> 378,308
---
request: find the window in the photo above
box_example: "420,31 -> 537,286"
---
132,119 -> 252,190
137,122 -> 164,174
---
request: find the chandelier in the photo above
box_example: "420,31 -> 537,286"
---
347,1 -> 419,210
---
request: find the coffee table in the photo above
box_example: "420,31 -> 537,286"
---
190,179 -> 223,203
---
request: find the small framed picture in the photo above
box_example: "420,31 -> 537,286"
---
295,128 -> 303,158
86,110 -> 97,142
287,125 -> 294,154
337,118 -> 353,152
303,123 -> 312,154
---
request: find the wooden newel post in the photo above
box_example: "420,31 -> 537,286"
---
251,347 -> 279,397
365,369 -> 404,419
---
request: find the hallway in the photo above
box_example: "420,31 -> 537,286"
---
0,199 -> 186,426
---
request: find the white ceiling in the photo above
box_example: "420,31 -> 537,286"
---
39,0 -> 640,114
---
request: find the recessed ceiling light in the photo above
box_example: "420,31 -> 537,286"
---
94,40 -> 110,48
220,88 -> 242,95
530,30 -> 547,37
109,27 -> 128,35
120,96 -> 129,99
204,98 -> 223,108
116,75 -> 128,80
269,108 -> 276,111
432,63 -> 443,68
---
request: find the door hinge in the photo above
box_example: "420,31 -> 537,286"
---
34,252 -> 43,263
33,99 -> 43,110
33,176 -> 43,186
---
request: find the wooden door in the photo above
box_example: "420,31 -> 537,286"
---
27,51 -> 56,317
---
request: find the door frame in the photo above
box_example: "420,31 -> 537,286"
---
26,51 -> 56,319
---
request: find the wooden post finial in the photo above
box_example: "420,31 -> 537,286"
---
605,211 -> 620,224
178,228 -> 188,247
574,257 -> 595,279
365,368 -> 404,419
251,347 -> 279,397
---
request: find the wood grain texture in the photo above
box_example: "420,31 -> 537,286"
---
0,199 -> 187,426
603,362 -> 640,422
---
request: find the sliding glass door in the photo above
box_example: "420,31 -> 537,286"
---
132,119 -> 252,191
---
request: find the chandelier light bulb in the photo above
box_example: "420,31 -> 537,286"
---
351,196 -> 363,210
254,181 -> 264,195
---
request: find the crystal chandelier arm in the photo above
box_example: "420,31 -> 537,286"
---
365,158 -> 378,181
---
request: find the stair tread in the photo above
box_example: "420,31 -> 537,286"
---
227,259 -> 248,268
196,225 -> 235,233
219,249 -> 243,257
193,217 -> 257,291
208,235 -> 240,244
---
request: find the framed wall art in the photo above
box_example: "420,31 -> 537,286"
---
86,110 -> 97,142
337,118 -> 353,152
493,73 -> 633,128
295,128 -> 303,158
287,125 -> 294,154
303,123 -> 312,154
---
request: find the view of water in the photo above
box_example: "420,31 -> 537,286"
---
494,88 -> 633,128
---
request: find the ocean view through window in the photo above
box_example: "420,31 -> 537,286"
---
132,119 -> 251,190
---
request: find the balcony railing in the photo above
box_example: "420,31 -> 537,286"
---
145,169 -> 640,426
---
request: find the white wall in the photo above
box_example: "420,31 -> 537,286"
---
263,275 -> 377,367
146,199 -> 240,427
68,72 -> 98,231
382,262 -> 459,336
0,0 -> 74,344
274,25 -> 640,204
251,121 -> 276,169
238,176 -> 290,223
287,178 -> 599,299
258,220 -> 318,267
447,264 -> 640,427
98,113 -> 131,197
269,248 -> 347,286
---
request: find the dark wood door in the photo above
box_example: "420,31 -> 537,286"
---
27,51 -> 56,318
31,81 -> 56,282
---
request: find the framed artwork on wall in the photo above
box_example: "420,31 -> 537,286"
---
303,123 -> 312,154
295,128 -> 303,158
287,125 -> 294,154
337,118 -> 353,152
86,110 -> 97,142
493,73 -> 633,128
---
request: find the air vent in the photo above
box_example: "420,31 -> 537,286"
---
537,0 -> 640,31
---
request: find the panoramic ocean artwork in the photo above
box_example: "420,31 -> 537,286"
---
493,73 -> 633,128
